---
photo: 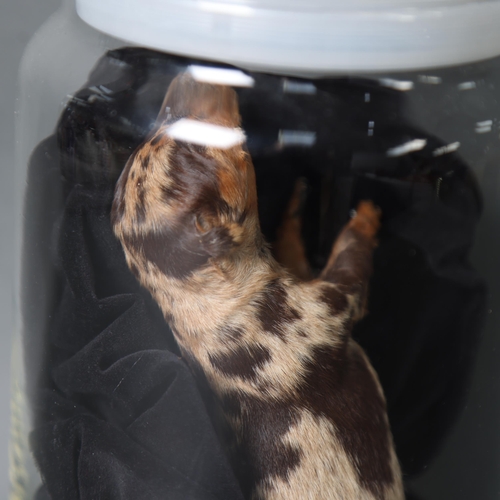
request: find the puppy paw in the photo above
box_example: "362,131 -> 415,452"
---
349,200 -> 381,240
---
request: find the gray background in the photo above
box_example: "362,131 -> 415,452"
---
0,1 -> 499,499
0,0 -> 61,497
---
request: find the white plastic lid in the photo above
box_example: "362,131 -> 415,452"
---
76,0 -> 500,74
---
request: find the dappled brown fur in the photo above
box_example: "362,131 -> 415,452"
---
112,73 -> 404,499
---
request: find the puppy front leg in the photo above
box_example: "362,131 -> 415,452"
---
273,178 -> 312,281
319,200 -> 381,322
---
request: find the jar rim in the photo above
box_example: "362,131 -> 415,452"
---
76,0 -> 500,74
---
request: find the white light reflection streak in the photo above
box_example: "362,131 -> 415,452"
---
167,119 -> 246,149
283,79 -> 316,95
458,81 -> 477,91
278,130 -> 316,147
386,139 -> 427,157
475,120 -> 493,133
433,142 -> 460,157
368,121 -> 374,137
418,75 -> 442,85
379,78 -> 414,91
188,65 -> 255,87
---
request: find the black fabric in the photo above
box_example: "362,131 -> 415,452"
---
29,179 -> 244,500
352,174 -> 486,475
24,47 -> 487,498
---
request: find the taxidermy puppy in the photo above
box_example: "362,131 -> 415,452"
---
112,72 -> 404,500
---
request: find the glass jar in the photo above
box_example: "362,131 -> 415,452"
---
13,1 -> 500,498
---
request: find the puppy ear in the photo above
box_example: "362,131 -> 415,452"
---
199,226 -> 236,259
194,214 -> 237,259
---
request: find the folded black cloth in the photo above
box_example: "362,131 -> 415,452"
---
352,173 -> 486,475
24,47 -> 486,498
28,169 -> 244,500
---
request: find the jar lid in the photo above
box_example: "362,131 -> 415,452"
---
76,0 -> 500,74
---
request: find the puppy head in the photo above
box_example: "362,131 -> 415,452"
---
112,73 -> 260,280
